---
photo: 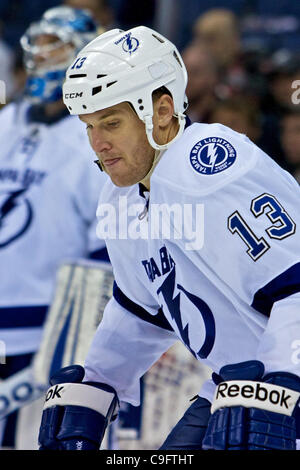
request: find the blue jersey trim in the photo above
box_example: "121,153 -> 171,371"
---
113,282 -> 173,332
89,246 -> 110,262
0,305 -> 48,328
185,114 -> 192,129
251,262 -> 300,316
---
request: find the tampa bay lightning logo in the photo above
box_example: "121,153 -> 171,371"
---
190,137 -> 237,175
0,189 -> 33,248
115,33 -> 139,55
157,267 -> 215,359
122,34 -> 139,54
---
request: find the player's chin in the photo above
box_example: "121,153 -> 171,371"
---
104,161 -> 140,186
107,169 -> 139,187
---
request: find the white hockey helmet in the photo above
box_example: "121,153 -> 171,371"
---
63,26 -> 188,150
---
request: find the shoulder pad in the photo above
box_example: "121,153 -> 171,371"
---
152,123 -> 259,196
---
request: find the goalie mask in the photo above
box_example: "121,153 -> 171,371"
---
63,26 -> 188,150
20,6 -> 98,103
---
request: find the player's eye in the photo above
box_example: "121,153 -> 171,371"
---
86,124 -> 93,131
107,120 -> 119,128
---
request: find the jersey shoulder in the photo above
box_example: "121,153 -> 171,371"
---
152,122 -> 263,196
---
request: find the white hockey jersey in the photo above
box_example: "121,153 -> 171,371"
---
85,121 -> 300,405
0,100 -> 107,355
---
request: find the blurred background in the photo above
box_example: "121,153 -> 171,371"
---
0,0 -> 300,181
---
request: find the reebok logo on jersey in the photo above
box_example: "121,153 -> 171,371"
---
211,380 -> 300,416
45,385 -> 64,402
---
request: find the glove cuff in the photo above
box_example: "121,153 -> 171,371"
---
211,379 -> 300,416
264,371 -> 300,393
43,382 -> 119,417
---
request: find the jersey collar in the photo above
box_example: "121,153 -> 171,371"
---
138,113 -> 191,199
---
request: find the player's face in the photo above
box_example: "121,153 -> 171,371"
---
79,103 -> 155,187
33,34 -> 74,71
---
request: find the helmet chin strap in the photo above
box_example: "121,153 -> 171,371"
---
139,113 -> 186,187
144,113 -> 186,151
139,148 -> 163,188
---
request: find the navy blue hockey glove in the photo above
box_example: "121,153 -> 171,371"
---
202,361 -> 300,450
38,365 -> 119,450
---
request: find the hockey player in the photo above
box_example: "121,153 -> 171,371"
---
0,7 -> 108,447
38,26 -> 300,450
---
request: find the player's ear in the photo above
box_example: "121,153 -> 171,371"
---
153,94 -> 175,128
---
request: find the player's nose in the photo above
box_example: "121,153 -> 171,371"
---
89,129 -> 112,153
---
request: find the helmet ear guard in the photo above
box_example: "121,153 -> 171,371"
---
63,26 -> 188,151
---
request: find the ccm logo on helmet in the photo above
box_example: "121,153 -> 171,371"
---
216,382 -> 292,409
65,92 -> 83,99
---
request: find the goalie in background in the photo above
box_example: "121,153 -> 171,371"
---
0,6 -> 108,448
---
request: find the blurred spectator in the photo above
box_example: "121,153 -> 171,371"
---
209,96 -> 261,144
208,95 -> 295,173
182,43 -> 219,123
64,0 -> 116,30
262,49 -> 300,115
256,49 -> 300,168
194,8 -> 241,71
280,108 -> 300,183
161,0 -> 249,51
192,8 -> 251,97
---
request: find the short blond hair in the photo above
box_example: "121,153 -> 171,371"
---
194,8 -> 239,37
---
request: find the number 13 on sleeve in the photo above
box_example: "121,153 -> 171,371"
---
228,193 -> 296,261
